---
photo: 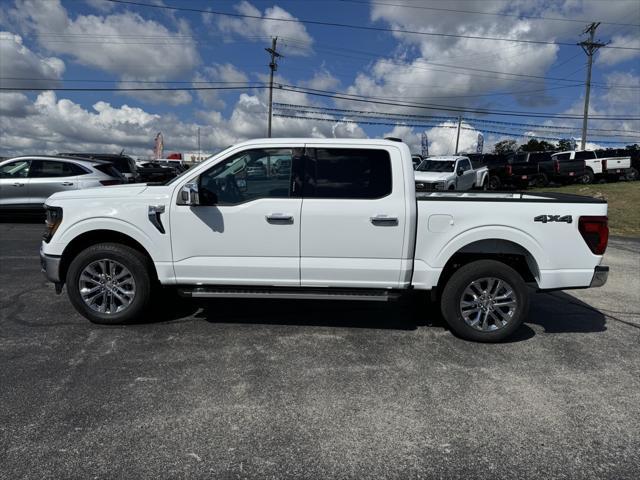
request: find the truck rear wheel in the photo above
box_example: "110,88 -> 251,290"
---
66,243 -> 152,324
440,260 -> 529,342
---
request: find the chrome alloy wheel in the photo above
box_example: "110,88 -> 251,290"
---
78,259 -> 136,314
459,277 -> 517,332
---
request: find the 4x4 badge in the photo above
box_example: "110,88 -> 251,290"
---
534,215 -> 573,224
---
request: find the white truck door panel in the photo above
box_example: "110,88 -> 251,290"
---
171,146 -> 303,286
300,145 -> 406,288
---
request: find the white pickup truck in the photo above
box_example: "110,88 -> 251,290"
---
414,155 -> 489,191
552,150 -> 636,184
40,138 -> 610,342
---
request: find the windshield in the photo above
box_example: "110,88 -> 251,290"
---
417,160 -> 455,172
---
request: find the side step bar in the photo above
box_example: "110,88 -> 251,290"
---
178,286 -> 402,302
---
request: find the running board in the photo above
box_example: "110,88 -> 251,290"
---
178,286 -> 402,302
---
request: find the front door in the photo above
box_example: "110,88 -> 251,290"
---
456,158 -> 475,190
300,145 -> 407,288
0,159 -> 31,208
171,145 -> 303,286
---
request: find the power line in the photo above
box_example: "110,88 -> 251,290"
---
0,85 -> 268,92
103,0 -> 640,51
336,0 -> 640,27
273,113 -> 636,144
3,82 -> 636,121
273,103 -> 640,134
275,84 -> 640,120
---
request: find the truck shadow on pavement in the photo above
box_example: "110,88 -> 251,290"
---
144,289 -> 606,342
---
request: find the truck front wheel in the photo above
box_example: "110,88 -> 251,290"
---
66,243 -> 153,324
440,260 -> 529,342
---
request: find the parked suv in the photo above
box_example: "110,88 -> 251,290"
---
59,153 -> 139,183
0,156 -> 123,212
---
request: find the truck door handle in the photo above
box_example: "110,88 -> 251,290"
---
266,213 -> 294,224
370,215 -> 398,226
12,182 -> 25,187
61,182 -> 74,186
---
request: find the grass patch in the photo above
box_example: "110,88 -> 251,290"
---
531,181 -> 640,237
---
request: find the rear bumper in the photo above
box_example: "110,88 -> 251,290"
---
40,246 -> 62,284
590,266 -> 609,288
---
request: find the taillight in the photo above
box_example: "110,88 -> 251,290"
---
505,165 -> 512,176
579,216 -> 608,255
100,180 -> 121,186
601,159 -> 607,170
554,159 -> 560,174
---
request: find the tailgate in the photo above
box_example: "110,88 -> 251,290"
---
604,156 -> 631,172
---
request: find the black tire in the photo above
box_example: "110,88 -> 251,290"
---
448,185 -> 455,191
488,175 -> 501,190
625,167 -> 638,181
579,169 -> 594,185
66,243 -> 153,324
440,260 -> 529,342
533,174 -> 548,188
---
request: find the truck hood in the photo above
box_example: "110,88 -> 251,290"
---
414,172 -> 452,182
48,183 -> 150,202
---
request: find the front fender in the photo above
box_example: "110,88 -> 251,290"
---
46,217 -> 166,262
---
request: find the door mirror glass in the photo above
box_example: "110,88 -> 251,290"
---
457,167 -> 464,176
178,182 -> 201,206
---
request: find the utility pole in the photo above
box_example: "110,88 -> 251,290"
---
266,37 -> 282,138
197,127 -> 201,159
454,115 -> 462,154
579,22 -> 607,150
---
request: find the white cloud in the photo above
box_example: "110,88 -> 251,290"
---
0,32 -> 65,89
384,122 -> 483,156
0,89 -> 367,158
194,63 -> 249,108
9,0 -> 200,83
598,35 -> 640,66
214,1 -> 313,56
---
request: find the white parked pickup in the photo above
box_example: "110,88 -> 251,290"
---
552,150 -> 637,184
414,155 -> 489,192
40,138 -> 610,342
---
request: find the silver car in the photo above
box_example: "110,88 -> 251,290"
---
0,155 -> 124,212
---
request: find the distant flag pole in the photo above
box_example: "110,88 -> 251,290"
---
476,133 -> 484,154
421,132 -> 429,157
154,132 -> 164,159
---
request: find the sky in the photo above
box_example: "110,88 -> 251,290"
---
0,0 -> 639,158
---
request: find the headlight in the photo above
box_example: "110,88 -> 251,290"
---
43,206 -> 63,243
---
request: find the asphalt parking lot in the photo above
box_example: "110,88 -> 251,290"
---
1,221 -> 639,479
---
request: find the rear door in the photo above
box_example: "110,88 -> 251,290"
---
0,159 -> 31,207
29,160 -> 80,205
300,145 -> 406,288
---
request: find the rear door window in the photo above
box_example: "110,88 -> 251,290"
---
29,160 -> 81,178
553,153 -> 571,161
575,151 -> 596,160
304,148 -> 392,199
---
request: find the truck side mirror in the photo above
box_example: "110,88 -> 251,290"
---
178,182 -> 200,206
457,167 -> 464,176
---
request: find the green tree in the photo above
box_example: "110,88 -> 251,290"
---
557,138 -> 575,151
625,144 -> 639,151
518,138 -> 556,152
493,139 -> 518,155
